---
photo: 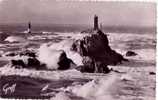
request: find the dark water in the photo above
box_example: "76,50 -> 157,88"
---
0,24 -> 156,34
0,24 -> 87,33
0,75 -> 91,99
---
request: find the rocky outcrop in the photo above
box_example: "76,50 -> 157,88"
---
57,51 -> 75,70
149,72 -> 155,75
77,56 -> 111,73
10,50 -> 75,70
71,30 -> 128,73
126,51 -> 137,56
10,57 -> 45,70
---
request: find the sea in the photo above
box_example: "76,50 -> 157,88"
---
0,24 -> 156,100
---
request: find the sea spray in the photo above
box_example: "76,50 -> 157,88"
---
51,92 -> 71,100
38,44 -> 61,69
5,36 -> 27,43
38,40 -> 83,70
49,40 -> 83,66
66,73 -> 118,100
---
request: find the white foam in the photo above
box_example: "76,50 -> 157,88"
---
38,41 -> 83,69
51,92 -> 71,100
66,74 -> 118,100
0,65 -> 83,81
55,32 -> 89,40
135,49 -> 156,61
48,40 -> 83,66
108,33 -> 155,43
38,44 -> 61,69
5,36 -> 27,43
42,31 -> 52,34
120,74 -> 133,81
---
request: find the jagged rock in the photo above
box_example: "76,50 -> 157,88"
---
79,56 -> 95,73
149,72 -> 156,75
71,30 -> 110,56
10,50 -> 75,70
71,30 -> 127,73
10,57 -> 46,70
78,56 -> 111,73
27,58 -> 41,69
11,59 -> 26,68
58,51 -> 76,70
126,51 -> 137,56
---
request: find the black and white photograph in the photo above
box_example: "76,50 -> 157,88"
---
0,0 -> 156,100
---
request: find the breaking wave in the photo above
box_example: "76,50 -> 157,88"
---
38,40 -> 83,70
5,36 -> 27,43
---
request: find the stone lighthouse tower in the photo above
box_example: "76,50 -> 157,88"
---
94,15 -> 99,30
28,22 -> 31,33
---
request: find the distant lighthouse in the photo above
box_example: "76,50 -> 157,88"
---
28,22 -> 31,33
94,15 -> 99,30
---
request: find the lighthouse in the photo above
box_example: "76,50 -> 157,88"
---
28,22 -> 31,33
94,15 -> 99,30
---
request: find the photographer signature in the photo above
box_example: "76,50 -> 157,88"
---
2,83 -> 16,95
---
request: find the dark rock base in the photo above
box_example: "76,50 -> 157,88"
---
71,29 -> 128,73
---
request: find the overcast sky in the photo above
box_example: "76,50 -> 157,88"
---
0,0 -> 156,27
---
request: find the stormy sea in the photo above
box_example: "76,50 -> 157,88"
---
0,24 -> 156,100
